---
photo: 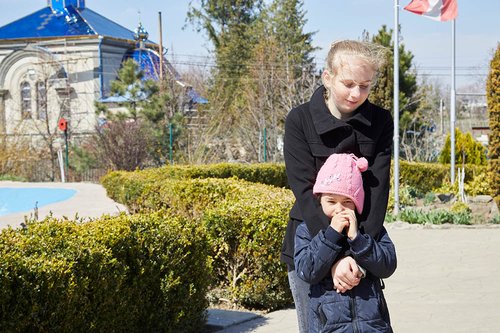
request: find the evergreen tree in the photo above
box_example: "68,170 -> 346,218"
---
363,26 -> 418,134
439,128 -> 487,166
236,0 -> 317,162
486,43 -> 500,205
93,59 -> 185,167
400,81 -> 444,162
187,0 -> 262,111
187,0 -> 264,161
187,0 -> 316,162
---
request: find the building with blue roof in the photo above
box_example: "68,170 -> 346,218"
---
0,0 -> 206,141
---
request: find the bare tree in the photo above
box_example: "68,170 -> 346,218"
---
400,81 -> 444,162
91,120 -> 152,171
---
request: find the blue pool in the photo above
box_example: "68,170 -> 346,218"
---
0,188 -> 77,217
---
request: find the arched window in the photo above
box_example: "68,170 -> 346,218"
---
21,81 -> 32,119
36,81 -> 47,120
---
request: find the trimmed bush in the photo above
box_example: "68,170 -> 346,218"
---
396,160 -> 487,194
100,161 -> 492,310
0,211 -> 211,333
155,163 -> 289,188
100,161 -> 492,311
101,163 -> 289,214
132,177 -> 295,310
100,169 -> 160,213
102,161 -> 490,210
201,186 -> 294,310
102,170 -> 296,310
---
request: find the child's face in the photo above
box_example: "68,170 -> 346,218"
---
320,193 -> 356,218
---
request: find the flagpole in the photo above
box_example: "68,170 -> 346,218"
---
450,19 -> 456,184
393,0 -> 400,215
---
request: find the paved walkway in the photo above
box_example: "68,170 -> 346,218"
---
0,181 -> 127,229
210,223 -> 500,333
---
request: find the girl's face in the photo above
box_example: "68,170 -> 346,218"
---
323,57 -> 375,118
320,193 -> 356,219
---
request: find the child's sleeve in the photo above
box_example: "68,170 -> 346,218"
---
348,227 -> 397,279
294,222 -> 345,285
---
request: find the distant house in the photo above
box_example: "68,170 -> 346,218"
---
0,0 -> 206,143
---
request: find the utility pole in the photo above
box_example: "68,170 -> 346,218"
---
158,11 -> 164,84
393,0 -> 400,215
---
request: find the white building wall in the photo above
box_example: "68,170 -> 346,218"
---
0,38 -> 134,141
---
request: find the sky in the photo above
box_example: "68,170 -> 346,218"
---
0,0 -> 498,90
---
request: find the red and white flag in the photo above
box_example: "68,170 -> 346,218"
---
404,0 -> 458,21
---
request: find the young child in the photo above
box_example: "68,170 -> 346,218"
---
294,153 -> 397,333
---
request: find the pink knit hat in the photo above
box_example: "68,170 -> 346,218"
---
313,153 -> 369,214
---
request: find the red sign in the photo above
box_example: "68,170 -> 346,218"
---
58,118 -> 67,131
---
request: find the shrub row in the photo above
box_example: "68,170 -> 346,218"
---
102,171 -> 295,310
99,162 -> 492,310
395,160 -> 488,194
101,163 -> 289,214
0,211 -> 211,333
102,161 -> 490,209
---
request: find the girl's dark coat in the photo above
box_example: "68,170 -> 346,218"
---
281,85 -> 394,267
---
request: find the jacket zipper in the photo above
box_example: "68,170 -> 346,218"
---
350,291 -> 361,333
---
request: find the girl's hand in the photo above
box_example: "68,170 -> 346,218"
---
329,211 -> 350,234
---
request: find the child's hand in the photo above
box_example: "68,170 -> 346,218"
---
330,211 -> 351,234
331,256 -> 362,293
346,210 -> 358,240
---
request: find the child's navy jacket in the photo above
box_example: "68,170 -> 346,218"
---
294,223 -> 397,333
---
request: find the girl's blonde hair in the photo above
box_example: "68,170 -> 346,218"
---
325,40 -> 388,76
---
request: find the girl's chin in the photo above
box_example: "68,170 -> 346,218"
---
339,106 -> 358,114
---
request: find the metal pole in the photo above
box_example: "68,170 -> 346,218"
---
450,19 -> 456,184
393,0 -> 400,215
158,12 -> 164,83
58,149 -> 65,183
169,123 -> 173,164
64,129 -> 69,177
258,129 -> 262,162
440,99 -> 444,136
263,127 -> 267,162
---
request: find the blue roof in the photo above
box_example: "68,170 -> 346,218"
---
0,5 -> 136,41
186,88 -> 208,104
0,1 -> 209,105
124,48 -> 164,82
98,89 -> 149,103
122,49 -> 207,104
78,7 -> 136,41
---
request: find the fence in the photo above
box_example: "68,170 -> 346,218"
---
0,159 -> 108,183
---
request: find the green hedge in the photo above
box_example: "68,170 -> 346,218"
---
100,161 -> 492,310
0,211 -> 211,333
102,171 -> 295,310
101,163 -> 289,214
102,161 -> 490,207
200,183 -> 294,310
98,161 -> 492,311
162,162 -> 288,188
396,160 -> 488,194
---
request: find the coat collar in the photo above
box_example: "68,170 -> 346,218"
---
310,85 -> 373,135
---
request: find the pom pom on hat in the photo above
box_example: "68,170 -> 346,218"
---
313,153 -> 368,214
355,156 -> 369,172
